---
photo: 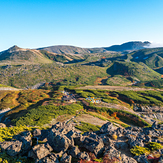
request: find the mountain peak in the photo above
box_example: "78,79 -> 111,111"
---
7,45 -> 21,52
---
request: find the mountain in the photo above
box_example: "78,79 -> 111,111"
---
38,45 -> 91,54
103,41 -> 150,52
38,41 -> 151,54
0,45 -> 53,65
107,61 -> 161,81
131,47 -> 163,68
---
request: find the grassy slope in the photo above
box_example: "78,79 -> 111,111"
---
107,61 -> 161,81
0,64 -> 108,88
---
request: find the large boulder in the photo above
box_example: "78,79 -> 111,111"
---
48,129 -> 73,153
100,122 -> 115,135
0,140 -> 22,156
13,131 -> 32,153
82,137 -> 104,156
28,143 -> 53,160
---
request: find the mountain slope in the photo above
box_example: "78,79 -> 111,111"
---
131,47 -> 163,68
104,41 -> 150,52
38,45 -> 91,54
0,45 -> 53,65
107,61 -> 161,81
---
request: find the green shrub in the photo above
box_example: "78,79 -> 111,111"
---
148,142 -> 163,151
75,121 -> 100,132
130,146 -> 150,156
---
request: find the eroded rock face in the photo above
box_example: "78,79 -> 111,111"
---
28,143 -> 53,160
100,122 -> 115,134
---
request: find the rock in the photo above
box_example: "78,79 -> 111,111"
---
128,137 -> 144,148
0,140 -> 22,156
103,137 -> 114,147
0,123 -> 6,128
158,155 -> 163,163
33,129 -> 42,137
36,153 -> 60,163
116,127 -> 124,136
28,143 -> 53,159
103,146 -> 121,162
134,155 -> 148,163
60,153 -> 72,163
77,151 -> 90,161
82,137 -> 104,156
115,142 -> 128,150
52,122 -> 74,135
74,135 -> 85,147
121,154 -> 137,163
100,122 -> 115,134
13,131 -> 32,153
48,129 -> 73,153
68,146 -> 80,158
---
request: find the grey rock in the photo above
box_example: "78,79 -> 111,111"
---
100,122 -> 115,134
36,153 -> 60,163
48,129 -> 73,153
13,131 -> 32,153
115,142 -> 128,150
134,155 -> 148,163
60,153 -> 72,163
121,154 -> 137,163
33,129 -> 42,137
28,143 -> 53,159
0,140 -> 22,156
82,137 -> 104,156
68,146 -> 80,158
77,151 -> 90,161
0,123 -> 6,128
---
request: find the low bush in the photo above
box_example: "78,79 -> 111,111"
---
130,146 -> 150,156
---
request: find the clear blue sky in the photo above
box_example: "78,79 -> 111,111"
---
0,0 -> 163,51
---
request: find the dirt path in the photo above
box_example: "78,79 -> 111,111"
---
77,85 -> 163,91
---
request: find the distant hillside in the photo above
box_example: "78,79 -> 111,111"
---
0,45 -> 53,65
38,45 -> 91,54
107,61 -> 161,81
38,41 -> 150,54
131,47 -> 163,68
104,41 -> 150,52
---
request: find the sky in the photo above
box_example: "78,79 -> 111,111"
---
0,0 -> 163,51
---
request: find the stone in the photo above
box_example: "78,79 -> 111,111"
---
121,154 -> 137,163
13,131 -> 32,153
115,142 -> 128,150
82,137 -> 104,156
33,129 -> 42,137
36,153 -> 60,163
0,123 -> 6,128
134,155 -> 148,163
60,153 -> 72,163
48,129 -> 73,153
0,140 -> 22,156
28,143 -> 53,159
68,146 -> 80,158
100,122 -> 115,134
77,151 -> 90,161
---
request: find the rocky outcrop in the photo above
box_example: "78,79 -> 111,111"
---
28,143 -> 53,159
1,121 -> 163,162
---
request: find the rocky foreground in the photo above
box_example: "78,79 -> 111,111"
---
0,122 -> 163,163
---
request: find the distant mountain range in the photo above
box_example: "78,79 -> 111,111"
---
38,41 -> 151,54
0,41 -> 152,65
